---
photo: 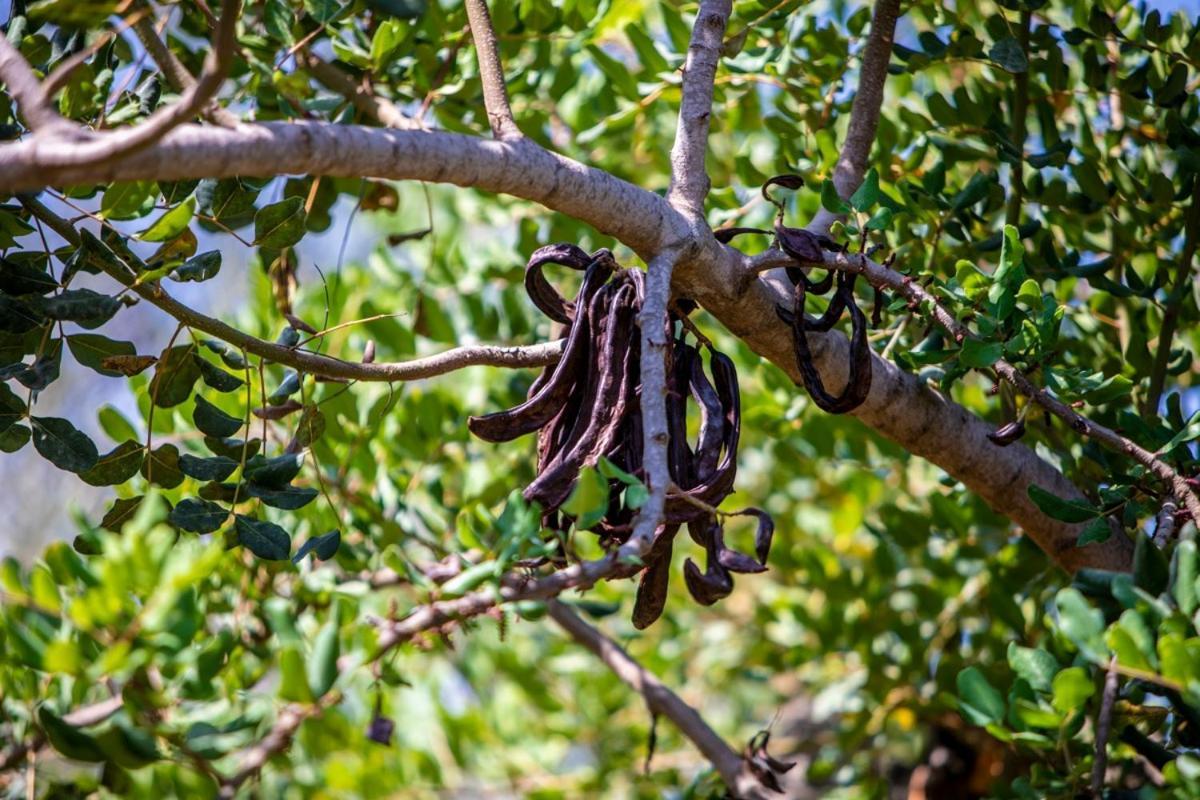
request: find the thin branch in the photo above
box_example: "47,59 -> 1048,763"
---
1091,657 -> 1119,796
298,51 -> 422,130
1153,501 -> 1178,549
19,194 -> 564,382
0,36 -> 70,132
666,0 -> 732,215
1004,9 -> 1032,227
1145,178 -> 1200,414
218,692 -> 340,798
806,0 -> 901,235
463,0 -> 521,140
782,246 -> 1200,525
130,7 -> 240,127
622,250 -> 682,556
546,600 -> 773,798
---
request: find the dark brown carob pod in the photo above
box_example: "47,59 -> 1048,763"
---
786,270 -> 873,414
469,243 -> 777,627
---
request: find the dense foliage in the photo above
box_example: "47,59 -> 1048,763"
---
1,0 -> 1199,797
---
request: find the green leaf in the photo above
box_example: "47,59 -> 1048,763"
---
100,496 -> 149,532
0,255 -> 58,295
561,465 -> 609,530
235,516 -> 292,560
243,452 -> 305,489
1050,667 -> 1094,713
136,446 -> 183,491
1007,644 -> 1058,693
1133,533 -> 1169,595
246,482 -> 318,510
37,289 -> 122,328
0,423 -> 30,453
1054,587 -> 1106,660
293,405 -> 325,448
278,645 -> 314,702
864,206 -> 894,231
989,37 -> 1028,73
204,436 -> 261,460
66,334 -> 137,377
1174,540 -> 1197,616
366,0 -> 425,18
957,667 -> 1006,725
254,198 -> 307,249
848,168 -> 881,212
37,706 -> 105,762
99,180 -> 156,220
178,453 -> 239,482
292,530 -> 341,563
0,382 -> 26,434
31,416 -> 98,473
169,498 -> 230,534
1076,517 -> 1111,546
193,354 -> 244,392
308,620 -> 340,698
170,251 -> 222,283
193,395 -> 243,438
98,405 -> 139,443
820,179 -> 850,214
149,345 -> 201,407
79,441 -> 144,486
1027,485 -> 1098,523
959,338 -> 1004,369
138,197 -> 195,242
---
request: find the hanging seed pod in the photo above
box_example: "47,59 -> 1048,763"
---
470,244 -> 777,626
785,270 -> 873,414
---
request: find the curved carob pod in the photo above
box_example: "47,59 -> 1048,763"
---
467,253 -> 612,441
787,270 -> 873,414
682,516 -> 735,606
523,243 -> 594,323
632,524 -> 680,629
744,730 -> 796,794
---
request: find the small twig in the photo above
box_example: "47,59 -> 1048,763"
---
1091,657 -> 1119,797
299,51 -> 421,130
546,601 -> 773,798
218,692 -> 341,798
463,0 -> 521,140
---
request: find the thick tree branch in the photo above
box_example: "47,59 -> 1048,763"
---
788,247 -> 1200,527
547,600 -> 773,798
677,239 -> 1135,572
667,0 -> 732,215
463,0 -> 522,140
299,51 -> 421,131
0,123 -> 675,257
805,0 -> 900,236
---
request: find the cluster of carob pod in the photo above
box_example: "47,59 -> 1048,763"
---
468,244 -> 775,629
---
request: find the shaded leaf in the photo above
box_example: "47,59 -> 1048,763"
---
193,395 -> 243,438
79,441 -> 144,486
254,198 -> 307,249
169,498 -> 229,534
292,529 -> 341,563
66,334 -> 136,377
149,346 -> 201,407
235,516 -> 292,560
31,416 -> 98,473
178,453 -> 239,482
141,443 -> 185,489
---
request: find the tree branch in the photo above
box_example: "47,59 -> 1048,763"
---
463,0 -> 521,140
218,692 -> 340,798
23,0 -> 241,170
622,250 -> 682,556
299,51 -> 422,131
1091,657 -> 1119,796
677,239 -> 1135,573
546,600 -> 773,798
130,7 -> 240,128
666,0 -> 732,215
805,0 -> 900,236
1145,178 -> 1200,414
19,194 -> 564,382
0,36 -> 70,132
0,123 -> 675,258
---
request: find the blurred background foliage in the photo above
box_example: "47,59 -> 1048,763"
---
1,0 -> 1200,797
